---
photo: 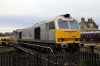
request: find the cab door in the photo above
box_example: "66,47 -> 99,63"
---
48,21 -> 55,40
19,32 -> 22,39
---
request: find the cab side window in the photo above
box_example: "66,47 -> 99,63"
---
49,21 -> 55,29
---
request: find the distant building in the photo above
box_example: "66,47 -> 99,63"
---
93,30 -> 100,31
79,17 -> 98,32
13,30 -> 19,41
13,29 -> 22,41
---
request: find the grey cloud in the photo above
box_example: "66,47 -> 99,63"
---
0,16 -> 47,30
0,0 -> 100,32
0,0 -> 36,16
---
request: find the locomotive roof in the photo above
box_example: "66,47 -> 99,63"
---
81,31 -> 100,34
17,14 -> 78,31
32,14 -> 77,27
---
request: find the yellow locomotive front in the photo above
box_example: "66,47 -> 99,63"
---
54,14 -> 81,51
56,21 -> 80,43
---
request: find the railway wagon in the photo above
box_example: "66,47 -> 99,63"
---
17,14 -> 82,52
0,34 -> 12,45
81,31 -> 100,42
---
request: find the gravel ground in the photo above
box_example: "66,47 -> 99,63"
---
0,46 -> 16,53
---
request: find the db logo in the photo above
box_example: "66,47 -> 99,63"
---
69,32 -> 72,34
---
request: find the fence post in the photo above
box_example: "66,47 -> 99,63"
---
36,53 -> 38,66
0,53 -> 2,66
29,52 -> 31,66
84,51 -> 86,62
38,53 -> 42,66
18,51 -> 20,66
87,52 -> 89,66
1,53 -> 3,66
31,53 -> 34,66
9,52 -> 11,66
90,52 -> 92,66
97,53 -> 99,66
94,53 -> 96,66
83,51 -> 84,61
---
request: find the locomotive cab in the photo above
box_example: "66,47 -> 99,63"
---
55,14 -> 81,50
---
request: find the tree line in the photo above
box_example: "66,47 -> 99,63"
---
0,32 -> 13,36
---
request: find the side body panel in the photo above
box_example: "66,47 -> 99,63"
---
41,23 -> 49,40
30,27 -> 34,40
41,24 -> 46,40
48,29 -> 55,40
22,28 -> 33,40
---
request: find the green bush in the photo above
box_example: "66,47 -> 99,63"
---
79,59 -> 87,66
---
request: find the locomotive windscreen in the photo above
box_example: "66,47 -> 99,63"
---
58,20 -> 79,29
58,20 -> 69,29
69,22 -> 79,29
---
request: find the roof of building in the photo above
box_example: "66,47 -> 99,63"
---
84,21 -> 98,28
79,18 -> 98,28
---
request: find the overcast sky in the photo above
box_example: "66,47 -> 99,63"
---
0,0 -> 100,33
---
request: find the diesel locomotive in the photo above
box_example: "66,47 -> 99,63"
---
16,14 -> 83,52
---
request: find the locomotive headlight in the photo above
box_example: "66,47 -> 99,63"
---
75,39 -> 80,41
58,38 -> 64,42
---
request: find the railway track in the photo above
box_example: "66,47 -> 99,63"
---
8,43 -> 80,66
0,45 -> 16,53
1,43 -> 100,66
81,47 -> 100,54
